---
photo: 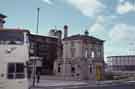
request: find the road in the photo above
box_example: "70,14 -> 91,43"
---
65,84 -> 135,89
31,83 -> 135,89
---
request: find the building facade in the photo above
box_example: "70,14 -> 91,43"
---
0,13 -> 62,75
29,34 -> 62,75
107,55 -> 135,73
54,33 -> 105,80
0,28 -> 60,75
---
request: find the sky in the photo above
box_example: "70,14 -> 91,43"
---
0,0 -> 135,58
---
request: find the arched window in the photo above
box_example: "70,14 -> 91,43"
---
85,48 -> 88,58
91,51 -> 95,58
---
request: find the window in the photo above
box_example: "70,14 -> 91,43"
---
7,63 -> 25,79
85,49 -> 88,58
71,67 -> 75,73
71,48 -> 75,57
70,41 -> 76,57
97,47 -> 101,57
58,64 -> 61,72
0,30 -> 24,45
8,63 -> 15,79
58,67 -> 61,72
91,51 -> 95,58
89,65 -> 92,73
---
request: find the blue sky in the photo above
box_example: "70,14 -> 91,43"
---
0,0 -> 135,57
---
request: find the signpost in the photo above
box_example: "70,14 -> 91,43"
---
32,7 -> 40,87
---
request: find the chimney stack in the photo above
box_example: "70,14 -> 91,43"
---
0,13 -> 6,29
84,29 -> 89,36
55,30 -> 62,39
64,25 -> 68,38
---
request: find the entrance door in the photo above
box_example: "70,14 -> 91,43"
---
96,64 -> 102,80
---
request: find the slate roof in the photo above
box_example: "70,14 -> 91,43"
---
63,34 -> 104,43
107,55 -> 135,58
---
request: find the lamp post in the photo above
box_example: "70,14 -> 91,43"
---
32,8 -> 40,87
36,8 -> 40,34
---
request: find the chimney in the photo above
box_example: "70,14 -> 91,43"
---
0,13 -> 6,29
84,29 -> 89,36
64,25 -> 68,38
49,29 -> 56,37
55,30 -> 62,39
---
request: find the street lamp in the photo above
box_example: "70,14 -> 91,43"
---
36,8 -> 40,34
32,8 -> 40,87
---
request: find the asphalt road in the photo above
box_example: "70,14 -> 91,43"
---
65,84 -> 135,89
31,83 -> 135,89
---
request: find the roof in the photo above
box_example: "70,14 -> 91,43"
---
29,34 -> 59,44
107,55 -> 135,58
0,28 -> 30,32
30,34 -> 58,39
0,13 -> 6,18
0,28 -> 30,33
63,34 -> 104,43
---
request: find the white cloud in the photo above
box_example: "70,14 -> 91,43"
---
42,0 -> 53,5
119,0 -> 125,3
104,24 -> 135,56
66,0 -> 105,17
89,16 -> 107,39
109,24 -> 135,45
117,1 -> 135,14
89,15 -> 116,39
90,23 -> 107,39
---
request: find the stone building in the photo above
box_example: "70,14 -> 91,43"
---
54,30 -> 105,80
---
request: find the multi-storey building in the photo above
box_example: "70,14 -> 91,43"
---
0,28 -> 62,76
107,55 -> 135,74
29,32 -> 62,75
54,30 -> 105,80
0,28 -> 30,89
0,13 -> 62,75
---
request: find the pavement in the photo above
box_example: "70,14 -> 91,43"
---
30,81 -> 135,89
29,76 -> 135,89
29,79 -> 88,88
64,84 -> 135,89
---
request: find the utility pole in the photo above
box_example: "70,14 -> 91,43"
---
36,8 -> 40,34
33,8 -> 40,87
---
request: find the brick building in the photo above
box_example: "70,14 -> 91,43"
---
29,33 -> 62,75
